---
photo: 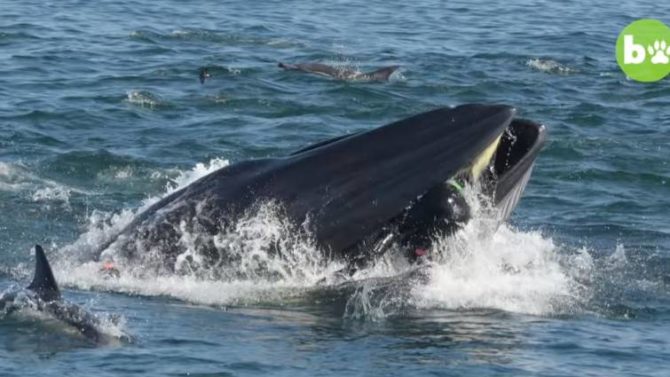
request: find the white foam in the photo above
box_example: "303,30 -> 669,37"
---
170,158 -> 229,191
388,70 -> 405,82
57,158 -> 230,263
55,159 -> 587,317
0,161 -> 82,204
171,29 -> 191,37
114,167 -> 133,179
58,200 -> 343,305
527,58 -> 577,74
32,186 -> 71,203
0,161 -> 28,192
226,67 -> 241,75
343,185 -> 588,318
0,161 -> 13,177
410,225 -> 585,315
59,262 -> 322,307
125,90 -> 164,108
54,156 -> 343,306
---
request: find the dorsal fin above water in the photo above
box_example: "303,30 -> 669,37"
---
360,65 -> 399,81
27,245 -> 60,302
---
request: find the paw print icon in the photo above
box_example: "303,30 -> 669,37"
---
648,40 -> 670,64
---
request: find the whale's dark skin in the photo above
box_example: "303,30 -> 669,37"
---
0,246 -> 114,343
96,104 -> 524,271
278,62 -> 400,81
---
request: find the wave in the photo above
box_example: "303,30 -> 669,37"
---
55,158 -> 230,263
31,186 -> 71,203
46,157 -> 653,321
343,185 -> 587,319
125,89 -> 169,108
53,157 -> 344,305
129,28 -> 300,48
526,58 -> 578,74
0,161 -> 86,205
409,225 -> 585,315
0,31 -> 40,42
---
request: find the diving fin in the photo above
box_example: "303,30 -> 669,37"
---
360,65 -> 399,81
27,245 -> 61,302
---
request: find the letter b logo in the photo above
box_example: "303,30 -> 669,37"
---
616,19 -> 670,82
623,35 -> 645,64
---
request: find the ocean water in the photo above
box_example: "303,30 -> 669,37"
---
1,0 -> 669,375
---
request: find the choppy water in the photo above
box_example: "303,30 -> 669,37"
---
1,0 -> 669,376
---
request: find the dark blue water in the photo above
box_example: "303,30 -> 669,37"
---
1,0 -> 669,375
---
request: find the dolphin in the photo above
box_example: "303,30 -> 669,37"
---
93,104 -> 545,274
0,245 -> 122,343
278,62 -> 400,81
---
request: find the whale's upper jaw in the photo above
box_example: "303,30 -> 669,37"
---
285,104 -> 516,253
97,104 -> 518,266
188,104 -> 515,253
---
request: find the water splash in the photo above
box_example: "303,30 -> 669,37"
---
0,161 -> 82,205
125,90 -> 167,108
342,185 -> 589,318
52,156 -> 339,305
31,186 -> 71,203
527,58 -> 577,74
411,225 -> 586,315
57,158 -> 230,263
55,158 -> 591,318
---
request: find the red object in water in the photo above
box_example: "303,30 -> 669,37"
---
414,248 -> 428,257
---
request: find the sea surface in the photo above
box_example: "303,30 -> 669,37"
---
1,0 -> 669,376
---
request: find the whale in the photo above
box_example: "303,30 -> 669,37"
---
92,104 -> 545,275
278,62 -> 400,81
0,245 -> 120,343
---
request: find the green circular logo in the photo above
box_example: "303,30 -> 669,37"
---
616,19 -> 670,82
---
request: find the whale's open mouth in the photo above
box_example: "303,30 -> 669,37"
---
354,113 -> 546,269
488,118 -> 546,222
77,104 -> 547,280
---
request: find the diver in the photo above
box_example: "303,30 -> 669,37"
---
397,178 -> 471,262
339,176 -> 472,278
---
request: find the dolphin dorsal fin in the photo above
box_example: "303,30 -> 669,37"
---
361,65 -> 399,81
27,245 -> 60,302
